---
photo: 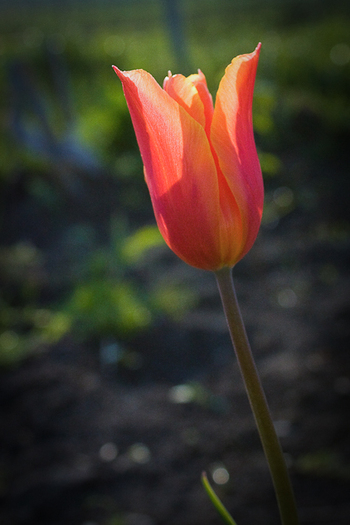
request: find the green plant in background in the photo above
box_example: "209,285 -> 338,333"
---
64,220 -> 198,341
0,221 -> 198,366
0,243 -> 71,366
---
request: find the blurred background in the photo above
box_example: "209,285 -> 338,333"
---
0,0 -> 350,524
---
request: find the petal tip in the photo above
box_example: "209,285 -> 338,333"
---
248,43 -> 261,60
112,65 -> 123,79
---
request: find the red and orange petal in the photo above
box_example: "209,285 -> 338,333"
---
211,43 -> 263,260
163,70 -> 214,138
113,66 -> 229,270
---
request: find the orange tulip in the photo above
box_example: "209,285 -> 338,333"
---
113,44 -> 263,271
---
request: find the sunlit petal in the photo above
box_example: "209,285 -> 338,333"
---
211,43 -> 263,260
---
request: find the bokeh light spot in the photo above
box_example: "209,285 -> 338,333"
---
99,442 -> 118,462
212,465 -> 230,485
128,443 -> 151,464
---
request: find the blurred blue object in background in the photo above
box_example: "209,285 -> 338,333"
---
7,49 -> 103,199
161,0 -> 192,73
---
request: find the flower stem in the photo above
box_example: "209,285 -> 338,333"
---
214,267 -> 299,525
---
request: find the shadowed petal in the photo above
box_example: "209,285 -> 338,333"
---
211,44 -> 263,260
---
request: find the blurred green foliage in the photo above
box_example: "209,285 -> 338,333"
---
296,449 -> 350,480
0,0 -> 349,365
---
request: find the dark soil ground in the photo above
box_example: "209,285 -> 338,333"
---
1,197 -> 350,525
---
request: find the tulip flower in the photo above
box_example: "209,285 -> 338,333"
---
113,45 -> 300,525
113,43 -> 263,271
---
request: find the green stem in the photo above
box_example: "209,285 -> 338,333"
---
215,266 -> 299,525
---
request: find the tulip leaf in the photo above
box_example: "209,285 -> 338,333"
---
201,472 -> 237,525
